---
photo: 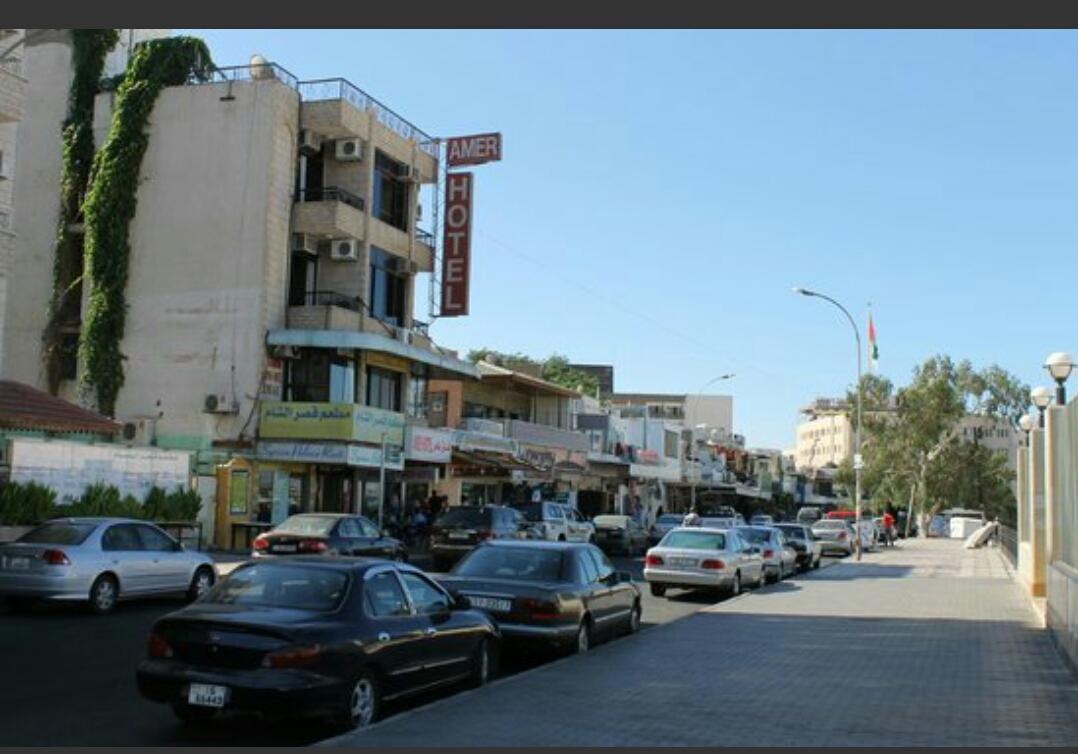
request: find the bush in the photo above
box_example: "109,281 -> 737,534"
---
0,482 -> 59,525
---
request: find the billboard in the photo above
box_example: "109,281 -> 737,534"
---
446,133 -> 502,167
440,172 -> 473,316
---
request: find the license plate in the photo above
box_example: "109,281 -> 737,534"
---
5,556 -> 30,570
187,683 -> 228,708
271,544 -> 297,553
667,557 -> 696,568
448,532 -> 470,540
465,595 -> 511,612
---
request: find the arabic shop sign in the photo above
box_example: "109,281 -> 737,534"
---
257,441 -> 404,470
259,402 -> 405,446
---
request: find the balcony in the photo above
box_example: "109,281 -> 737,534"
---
287,290 -> 363,331
293,186 -> 366,241
507,419 -> 590,452
0,59 -> 27,123
414,228 -> 435,272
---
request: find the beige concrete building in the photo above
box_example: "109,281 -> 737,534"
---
794,398 -> 855,471
4,38 -> 477,545
608,392 -> 734,440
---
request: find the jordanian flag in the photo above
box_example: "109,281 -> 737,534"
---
868,313 -> 879,367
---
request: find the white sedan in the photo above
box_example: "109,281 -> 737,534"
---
643,527 -> 765,598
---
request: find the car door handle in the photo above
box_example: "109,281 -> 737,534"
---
377,632 -> 391,642
424,627 -> 437,636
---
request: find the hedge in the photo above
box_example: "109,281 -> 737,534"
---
0,481 -> 202,526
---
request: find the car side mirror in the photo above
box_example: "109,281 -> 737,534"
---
173,541 -> 185,552
452,592 -> 471,610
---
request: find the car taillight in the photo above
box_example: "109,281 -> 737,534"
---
41,549 -> 70,566
763,549 -> 774,559
262,644 -> 322,668
701,559 -> 725,570
645,554 -> 664,567
298,539 -> 327,553
517,597 -> 560,620
252,535 -> 269,551
837,532 -> 847,539
148,632 -> 173,659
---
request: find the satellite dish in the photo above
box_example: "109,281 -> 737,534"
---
250,54 -> 274,80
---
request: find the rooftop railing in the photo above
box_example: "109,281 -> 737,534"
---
298,78 -> 438,158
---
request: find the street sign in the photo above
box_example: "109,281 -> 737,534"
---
446,133 -> 502,167
440,172 -> 473,316
853,453 -> 864,470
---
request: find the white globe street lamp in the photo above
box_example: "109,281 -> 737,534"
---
1044,352 -> 1074,405
1031,386 -> 1052,428
1018,413 -> 1034,445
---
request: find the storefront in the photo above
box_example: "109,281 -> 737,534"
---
402,426 -> 453,518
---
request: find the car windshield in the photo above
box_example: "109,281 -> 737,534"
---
658,515 -> 683,524
738,528 -> 772,544
660,530 -> 726,550
273,516 -> 336,537
593,516 -> 627,527
17,522 -> 98,545
435,508 -> 491,528
201,564 -> 349,611
814,520 -> 847,529
778,526 -> 805,539
517,503 -> 545,522
454,546 -> 565,581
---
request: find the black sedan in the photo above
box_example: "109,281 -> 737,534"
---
251,513 -> 407,561
136,558 -> 499,730
436,540 -> 641,654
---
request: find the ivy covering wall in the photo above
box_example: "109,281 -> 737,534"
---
42,29 -> 119,394
78,36 -> 213,416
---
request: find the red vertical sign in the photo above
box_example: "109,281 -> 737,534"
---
440,172 -> 473,317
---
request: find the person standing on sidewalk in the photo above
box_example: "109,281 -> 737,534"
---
882,510 -> 896,546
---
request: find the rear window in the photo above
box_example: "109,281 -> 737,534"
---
435,507 -> 492,528
593,516 -> 627,527
202,563 -> 349,612
658,515 -> 683,524
777,526 -> 805,539
18,522 -> 97,545
738,528 -> 771,544
813,520 -> 846,529
274,516 -> 337,537
659,530 -> 726,550
517,503 -> 544,522
453,546 -> 565,582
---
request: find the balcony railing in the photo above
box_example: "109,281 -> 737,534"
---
298,78 -> 438,157
296,186 -> 365,211
415,228 -> 435,246
197,63 -> 299,90
294,290 -> 362,312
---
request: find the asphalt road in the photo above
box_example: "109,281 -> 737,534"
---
0,553 -> 844,746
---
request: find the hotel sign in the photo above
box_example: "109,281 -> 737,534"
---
446,133 -> 502,167
440,172 -> 473,317
259,402 -> 405,446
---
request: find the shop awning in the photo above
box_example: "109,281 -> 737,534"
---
450,450 -> 546,475
0,380 -> 120,435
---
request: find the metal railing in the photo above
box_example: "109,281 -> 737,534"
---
295,186 -> 365,212
415,228 -> 435,246
295,290 -> 362,311
998,523 -> 1017,564
199,63 -> 299,90
298,78 -> 438,157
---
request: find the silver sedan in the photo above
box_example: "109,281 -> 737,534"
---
0,517 -> 216,614
643,527 -> 765,597
735,526 -> 798,583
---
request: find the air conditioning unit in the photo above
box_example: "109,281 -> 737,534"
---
119,418 -> 155,446
386,257 -> 418,275
298,129 -> 323,156
330,238 -> 360,262
204,393 -> 239,414
335,138 -> 364,162
270,344 -> 301,359
397,164 -> 422,183
292,233 -> 319,254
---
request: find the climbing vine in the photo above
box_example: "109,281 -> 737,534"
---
42,29 -> 119,395
79,36 -> 212,416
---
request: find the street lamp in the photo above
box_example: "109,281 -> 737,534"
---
1018,413 -> 1033,445
1044,352 -> 1074,406
689,373 -> 735,509
793,286 -> 864,561
1031,386 -> 1052,428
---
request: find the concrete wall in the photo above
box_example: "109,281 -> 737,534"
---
1045,400 -> 1078,669
795,413 -> 854,471
683,394 -> 733,436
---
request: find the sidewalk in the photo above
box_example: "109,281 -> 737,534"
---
321,538 -> 1078,747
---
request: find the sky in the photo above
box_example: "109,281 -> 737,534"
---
180,29 -> 1078,449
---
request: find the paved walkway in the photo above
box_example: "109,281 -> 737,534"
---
321,538 -> 1078,747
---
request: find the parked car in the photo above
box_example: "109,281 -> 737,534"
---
136,558 -> 499,730
648,513 -> 684,545
516,502 -> 594,543
736,526 -> 798,583
796,506 -> 822,525
811,518 -> 855,556
563,507 -> 596,543
750,514 -> 775,526
774,523 -> 823,571
251,513 -> 407,561
437,540 -> 639,654
643,527 -> 764,597
592,515 -> 649,556
429,506 -> 526,571
0,518 -> 216,614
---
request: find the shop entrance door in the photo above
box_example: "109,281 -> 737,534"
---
318,470 -> 353,513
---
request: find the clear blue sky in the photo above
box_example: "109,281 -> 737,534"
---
180,29 -> 1078,449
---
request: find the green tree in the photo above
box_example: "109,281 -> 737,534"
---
466,349 -> 599,396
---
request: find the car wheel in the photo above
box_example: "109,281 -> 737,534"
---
469,638 -> 495,688
729,571 -> 741,597
574,620 -> 592,654
557,534 -> 566,542
765,569 -> 778,585
88,574 -> 118,614
187,567 -> 215,602
339,670 -> 380,730
649,582 -> 666,597
171,702 -> 217,724
624,602 -> 642,635
813,556 -> 821,569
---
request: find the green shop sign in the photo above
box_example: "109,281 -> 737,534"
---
259,402 -> 405,446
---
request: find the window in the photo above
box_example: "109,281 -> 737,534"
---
408,365 -> 429,419
286,350 -> 355,403
102,524 -> 142,551
366,366 -> 402,411
368,247 -> 406,325
587,547 -> 614,581
17,522 -> 96,545
399,572 -> 451,614
59,333 -> 79,381
137,525 -> 176,552
455,546 -> 566,582
357,517 -> 381,537
205,564 -> 349,611
364,571 -> 411,617
372,150 -> 411,231
337,519 -> 361,538
577,550 -> 600,584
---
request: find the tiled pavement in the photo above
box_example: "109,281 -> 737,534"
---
321,538 -> 1078,747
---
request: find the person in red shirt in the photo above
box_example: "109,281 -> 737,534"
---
882,511 -> 896,546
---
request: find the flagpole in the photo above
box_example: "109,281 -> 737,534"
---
867,302 -> 873,375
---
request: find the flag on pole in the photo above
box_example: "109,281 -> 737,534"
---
868,311 -> 879,370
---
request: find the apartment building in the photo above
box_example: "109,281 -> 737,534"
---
5,39 -> 478,546
608,392 -> 734,437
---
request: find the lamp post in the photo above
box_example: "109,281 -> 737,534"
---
1018,413 -> 1033,446
794,286 -> 864,561
689,373 -> 735,509
1031,386 -> 1052,428
1044,352 -> 1074,406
